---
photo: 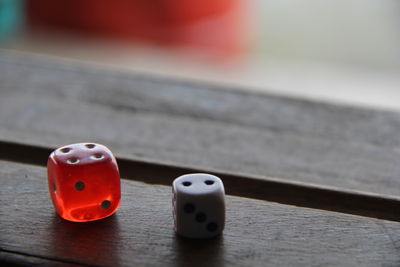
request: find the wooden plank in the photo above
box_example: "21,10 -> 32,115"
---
1,140 -> 399,222
1,50 -> 400,197
1,49 -> 400,149
0,250 -> 84,267
0,91 -> 400,199
1,160 -> 400,266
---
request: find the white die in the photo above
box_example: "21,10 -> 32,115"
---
172,173 -> 225,239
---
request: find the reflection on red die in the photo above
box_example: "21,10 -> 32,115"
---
47,143 -> 121,222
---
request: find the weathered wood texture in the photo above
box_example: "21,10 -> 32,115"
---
1,50 -> 400,197
0,250 -> 83,267
1,140 -> 399,222
1,160 -> 400,267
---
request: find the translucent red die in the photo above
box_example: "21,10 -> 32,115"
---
47,143 -> 121,222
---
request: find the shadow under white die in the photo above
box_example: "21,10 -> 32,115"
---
172,173 -> 225,239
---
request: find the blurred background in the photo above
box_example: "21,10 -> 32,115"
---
1,0 -> 399,110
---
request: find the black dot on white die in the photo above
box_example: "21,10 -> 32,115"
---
204,180 -> 214,185
206,222 -> 218,232
75,181 -> 85,191
85,144 -> 96,149
101,200 -> 111,209
195,212 -> 207,223
183,203 -> 196,213
182,181 -> 192,186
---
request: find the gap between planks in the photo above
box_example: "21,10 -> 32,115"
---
0,140 -> 399,222
0,248 -> 96,267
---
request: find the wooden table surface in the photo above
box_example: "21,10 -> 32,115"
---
0,50 -> 399,266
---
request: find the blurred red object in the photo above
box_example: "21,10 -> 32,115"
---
26,0 -> 248,59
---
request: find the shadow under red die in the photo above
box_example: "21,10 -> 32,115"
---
47,143 -> 121,222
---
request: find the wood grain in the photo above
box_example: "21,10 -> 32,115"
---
0,249 -> 85,267
1,140 -> 399,222
1,50 -> 400,197
1,160 -> 400,266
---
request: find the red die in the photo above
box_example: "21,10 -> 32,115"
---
47,143 -> 121,222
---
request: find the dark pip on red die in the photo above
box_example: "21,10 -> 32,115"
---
47,143 -> 121,222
